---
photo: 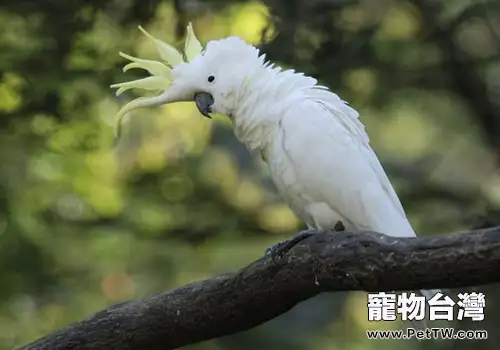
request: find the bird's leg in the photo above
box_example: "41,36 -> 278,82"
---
264,229 -> 317,260
265,221 -> 345,260
334,220 -> 345,231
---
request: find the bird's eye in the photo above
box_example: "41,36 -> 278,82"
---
207,75 -> 215,83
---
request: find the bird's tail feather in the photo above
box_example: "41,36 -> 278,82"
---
420,288 -> 441,301
410,318 -> 428,331
407,289 -> 441,332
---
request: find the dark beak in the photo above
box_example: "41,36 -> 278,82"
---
193,92 -> 214,119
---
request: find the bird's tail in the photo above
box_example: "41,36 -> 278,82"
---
410,318 -> 428,331
408,289 -> 441,331
419,288 -> 441,301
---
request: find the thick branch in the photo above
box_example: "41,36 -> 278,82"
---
19,227 -> 500,350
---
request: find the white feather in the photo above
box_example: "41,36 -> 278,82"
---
228,56 -> 440,309
115,32 -> 442,311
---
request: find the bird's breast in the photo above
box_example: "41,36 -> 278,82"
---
265,132 -> 352,230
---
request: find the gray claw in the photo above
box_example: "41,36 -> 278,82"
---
264,229 -> 317,261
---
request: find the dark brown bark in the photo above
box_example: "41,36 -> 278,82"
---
19,227 -> 500,350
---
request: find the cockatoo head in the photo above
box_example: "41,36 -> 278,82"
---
111,23 -> 262,128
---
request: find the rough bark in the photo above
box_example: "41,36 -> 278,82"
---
19,227 -> 500,350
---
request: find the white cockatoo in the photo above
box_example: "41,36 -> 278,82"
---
111,24 -> 440,314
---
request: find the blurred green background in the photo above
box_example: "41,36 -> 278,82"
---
1,0 -> 500,349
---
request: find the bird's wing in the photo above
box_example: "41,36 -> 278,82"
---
310,88 -> 408,218
279,98 -> 416,238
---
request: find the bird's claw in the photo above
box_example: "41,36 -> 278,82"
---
264,221 -> 345,261
264,229 -> 317,261
264,240 -> 290,261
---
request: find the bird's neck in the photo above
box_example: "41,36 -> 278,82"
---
229,65 -> 318,158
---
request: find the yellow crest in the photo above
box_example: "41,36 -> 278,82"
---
110,23 -> 203,137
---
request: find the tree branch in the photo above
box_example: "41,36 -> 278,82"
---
19,227 -> 500,350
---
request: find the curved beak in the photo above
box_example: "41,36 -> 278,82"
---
193,92 -> 214,119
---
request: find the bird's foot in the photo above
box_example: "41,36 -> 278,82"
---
264,221 -> 345,261
334,220 -> 345,231
264,229 -> 317,261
